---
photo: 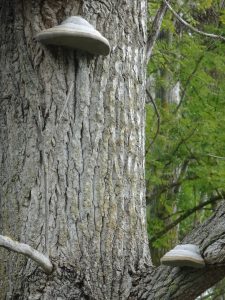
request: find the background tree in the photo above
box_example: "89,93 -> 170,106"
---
146,0 -> 225,297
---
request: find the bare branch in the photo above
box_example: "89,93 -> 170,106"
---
206,153 -> 225,160
175,39 -> 216,113
175,55 -> 204,113
0,235 -> 53,274
146,174 -> 199,203
149,192 -> 225,243
164,0 -> 225,41
164,127 -> 197,169
147,2 -> 168,61
146,89 -> 161,150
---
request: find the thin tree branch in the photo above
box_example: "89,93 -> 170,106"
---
175,55 -> 204,113
0,235 -> 53,274
146,174 -> 199,203
220,0 -> 225,9
206,153 -> 225,160
146,89 -> 161,150
175,39 -> 216,113
147,2 -> 168,61
164,128 -> 197,169
149,192 -> 225,243
164,0 -> 225,41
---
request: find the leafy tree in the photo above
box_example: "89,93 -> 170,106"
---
146,0 -> 225,268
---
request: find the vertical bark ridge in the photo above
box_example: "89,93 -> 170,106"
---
0,0 -> 149,299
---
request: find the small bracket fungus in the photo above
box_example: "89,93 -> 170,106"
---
36,16 -> 110,56
160,244 -> 205,268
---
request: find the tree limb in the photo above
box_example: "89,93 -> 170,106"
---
149,192 -> 225,243
147,2 -> 168,61
131,200 -> 225,299
0,235 -> 53,274
164,0 -> 225,42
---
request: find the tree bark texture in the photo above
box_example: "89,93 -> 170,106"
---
130,201 -> 225,299
0,0 -> 150,299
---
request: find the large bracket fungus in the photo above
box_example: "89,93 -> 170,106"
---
161,244 -> 205,268
36,16 -> 110,56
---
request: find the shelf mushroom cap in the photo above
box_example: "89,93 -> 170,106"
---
36,16 -> 110,56
160,244 -> 205,268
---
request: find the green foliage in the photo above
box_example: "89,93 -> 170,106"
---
146,0 -> 225,256
220,10 -> 225,24
197,0 -> 213,10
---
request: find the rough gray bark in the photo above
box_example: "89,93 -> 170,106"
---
1,0 -> 225,299
131,201 -> 225,299
0,0 -> 150,299
146,2 -> 167,61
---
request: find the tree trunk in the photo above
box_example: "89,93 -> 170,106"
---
0,0 -> 150,298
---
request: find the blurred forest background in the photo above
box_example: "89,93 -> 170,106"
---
146,1 -> 225,298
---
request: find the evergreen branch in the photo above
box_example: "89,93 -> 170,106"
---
164,0 -> 225,41
147,1 -> 168,61
149,192 -> 225,243
0,235 -> 53,274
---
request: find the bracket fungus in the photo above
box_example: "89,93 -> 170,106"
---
36,16 -> 110,56
160,244 -> 205,268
